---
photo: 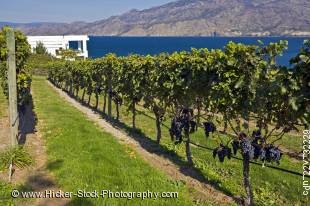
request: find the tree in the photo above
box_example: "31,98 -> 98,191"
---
58,48 -> 78,60
289,40 -> 310,126
0,26 -> 31,107
208,40 -> 308,206
117,55 -> 147,129
77,60 -> 93,102
142,54 -> 168,143
104,54 -> 121,119
211,41 -> 272,206
165,51 -> 198,166
34,41 -> 48,55
46,41 -> 309,205
91,58 -> 105,109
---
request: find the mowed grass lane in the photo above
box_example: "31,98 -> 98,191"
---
0,87 -> 14,206
31,76 -> 205,206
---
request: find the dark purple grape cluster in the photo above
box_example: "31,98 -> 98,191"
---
240,138 -> 255,159
252,142 -> 266,160
252,130 -> 262,139
232,140 -> 240,155
169,117 -> 183,144
231,133 -> 256,159
229,131 -> 282,164
252,130 -> 266,144
203,122 -> 216,137
181,107 -> 193,115
180,108 -> 191,134
263,144 -> 282,164
251,130 -> 267,161
169,107 -> 196,144
213,144 -> 232,162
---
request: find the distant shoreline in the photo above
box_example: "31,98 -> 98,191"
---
87,35 -> 310,38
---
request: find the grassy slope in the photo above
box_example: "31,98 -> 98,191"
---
79,89 -> 308,206
0,88 -> 14,206
0,181 -> 13,206
31,77 -> 204,206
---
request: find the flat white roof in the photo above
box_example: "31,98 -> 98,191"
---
27,35 -> 89,58
27,35 -> 89,41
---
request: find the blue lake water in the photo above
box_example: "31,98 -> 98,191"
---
84,36 -> 308,66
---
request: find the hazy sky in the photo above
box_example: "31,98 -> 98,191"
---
0,0 -> 174,23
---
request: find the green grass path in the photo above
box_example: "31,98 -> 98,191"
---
0,86 -> 14,206
31,76 -> 201,206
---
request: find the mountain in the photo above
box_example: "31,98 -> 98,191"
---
0,22 -> 88,36
3,0 -> 310,36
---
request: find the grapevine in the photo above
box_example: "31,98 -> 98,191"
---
46,40 -> 309,206
0,27 -> 32,111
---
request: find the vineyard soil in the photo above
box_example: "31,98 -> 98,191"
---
0,85 -> 69,206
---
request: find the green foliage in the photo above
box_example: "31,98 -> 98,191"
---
0,146 -> 33,172
33,41 -> 48,55
0,61 -> 7,96
253,183 -> 285,206
0,26 -> 31,69
46,40 -> 309,205
0,181 -> 14,206
0,26 -> 32,106
57,48 -> 78,60
289,40 -> 310,126
26,53 -> 54,75
118,54 -> 149,109
47,40 -> 309,141
17,69 -> 32,105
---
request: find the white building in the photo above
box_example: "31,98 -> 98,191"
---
27,35 -> 89,58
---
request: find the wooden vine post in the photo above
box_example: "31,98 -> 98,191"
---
7,28 -> 18,181
107,71 -> 112,117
